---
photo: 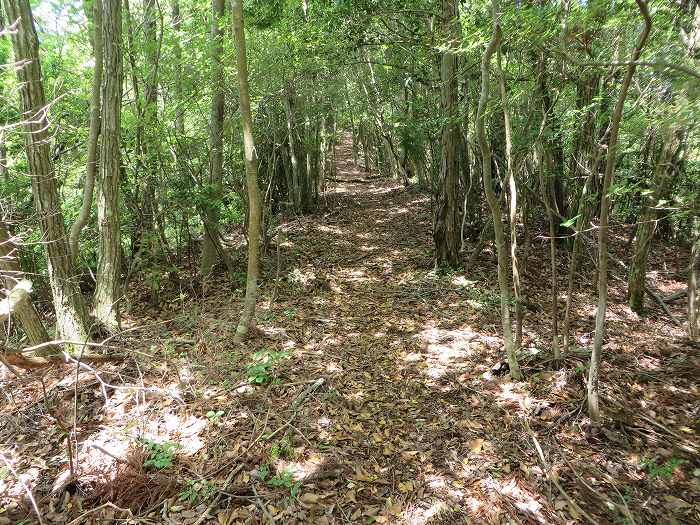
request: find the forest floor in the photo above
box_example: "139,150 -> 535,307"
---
1,139 -> 699,525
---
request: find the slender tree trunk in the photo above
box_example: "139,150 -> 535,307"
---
138,0 -> 161,275
628,126 -> 684,313
477,1 -> 522,380
562,170 -> 596,352
0,222 -> 52,350
93,0 -> 123,330
69,0 -> 103,262
587,0 -> 651,422
539,147 -> 561,361
3,0 -> 91,342
232,0 -> 262,342
689,219 -> 699,340
495,49 -> 524,351
201,0 -> 226,275
433,0 -> 461,267
283,86 -> 304,212
171,0 -> 184,135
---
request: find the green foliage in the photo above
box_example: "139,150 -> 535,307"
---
270,436 -> 293,461
257,464 -> 301,497
466,287 -> 509,312
178,479 -> 217,504
640,457 -> 687,481
206,410 -> 225,426
139,439 -> 181,469
245,348 -> 291,384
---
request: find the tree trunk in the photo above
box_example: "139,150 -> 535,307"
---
495,49 -> 524,352
232,0 -> 262,342
628,126 -> 684,313
3,0 -> 91,342
171,0 -> 184,135
283,86 -> 305,213
69,0 -> 103,263
433,0 -> 461,268
201,0 -> 226,275
688,218 -> 699,340
477,1 -> 522,380
0,222 -> 52,350
539,146 -> 561,361
93,0 -> 123,330
587,0 -> 651,422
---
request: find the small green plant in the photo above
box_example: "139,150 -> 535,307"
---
0,467 -> 9,480
465,286 -> 508,311
267,467 -> 301,497
206,410 -> 225,426
283,307 -> 297,318
641,457 -> 687,480
320,388 -> 340,402
178,479 -> 216,504
257,463 -> 271,480
245,348 -> 290,384
270,436 -> 293,461
140,438 -> 181,469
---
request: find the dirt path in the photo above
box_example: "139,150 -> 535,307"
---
253,143 -> 555,522
0,139 -> 697,525
247,138 -> 698,524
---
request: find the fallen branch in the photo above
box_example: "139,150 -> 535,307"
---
0,349 -> 123,370
66,502 -> 134,525
290,377 -> 325,412
0,453 -> 44,525
662,288 -> 687,303
527,428 -> 598,525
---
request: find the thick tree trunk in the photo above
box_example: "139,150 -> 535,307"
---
433,0 -> 461,267
232,0 -> 262,342
587,0 -> 650,422
477,2 -> 522,380
0,223 -> 51,350
93,0 -> 123,330
628,126 -> 684,313
69,0 -> 103,263
201,0 -> 226,275
3,0 -> 91,342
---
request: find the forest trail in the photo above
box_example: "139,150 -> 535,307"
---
0,139 -> 697,525
256,137 -> 539,522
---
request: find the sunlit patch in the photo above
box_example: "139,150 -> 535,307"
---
451,276 -> 477,287
326,362 -> 342,373
496,382 -> 533,410
315,224 -> 344,234
389,207 -> 410,215
0,448 -> 40,500
273,454 -> 328,482
415,327 -> 476,362
480,476 -> 546,522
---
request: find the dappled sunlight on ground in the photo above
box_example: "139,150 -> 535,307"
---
0,136 -> 697,524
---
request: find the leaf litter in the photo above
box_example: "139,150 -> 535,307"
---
0,141 -> 698,524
